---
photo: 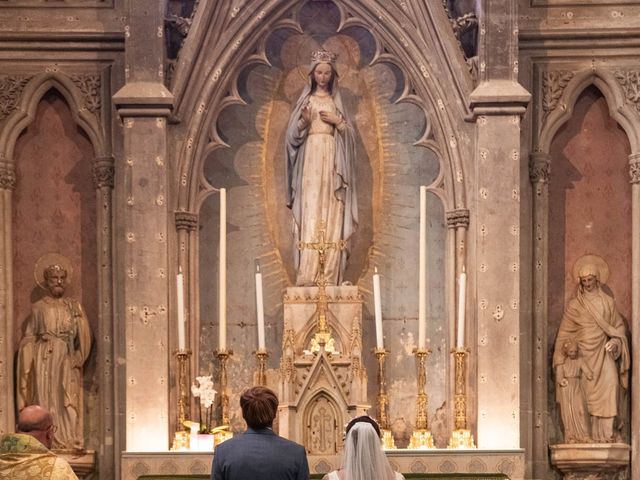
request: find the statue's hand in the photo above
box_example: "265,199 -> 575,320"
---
71,352 -> 83,368
301,103 -> 311,124
605,339 -> 620,359
319,110 -> 341,125
587,374 -> 594,380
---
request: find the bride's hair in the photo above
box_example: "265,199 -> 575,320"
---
343,419 -> 395,480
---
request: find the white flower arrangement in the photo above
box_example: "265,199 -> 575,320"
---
191,375 -> 217,433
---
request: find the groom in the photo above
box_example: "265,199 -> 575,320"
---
211,386 -> 309,480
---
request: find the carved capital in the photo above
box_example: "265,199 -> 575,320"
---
630,162 -> 640,184
446,209 -> 470,229
0,75 -> 32,121
614,70 -> 640,112
71,74 -> 102,116
541,70 -> 574,125
0,164 -> 16,190
530,153 -> 551,184
175,211 -> 198,231
92,163 -> 114,189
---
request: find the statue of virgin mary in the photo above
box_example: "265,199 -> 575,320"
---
285,49 -> 358,286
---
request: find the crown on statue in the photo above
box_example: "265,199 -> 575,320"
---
311,49 -> 337,64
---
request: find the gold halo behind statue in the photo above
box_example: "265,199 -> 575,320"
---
34,253 -> 73,290
572,254 -> 609,285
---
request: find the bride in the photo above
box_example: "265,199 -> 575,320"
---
323,416 -> 405,480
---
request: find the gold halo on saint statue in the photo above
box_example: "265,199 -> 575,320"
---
34,253 -> 73,290
572,254 -> 609,285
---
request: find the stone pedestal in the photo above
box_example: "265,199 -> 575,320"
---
278,285 -> 369,455
550,443 -> 630,480
58,449 -> 96,480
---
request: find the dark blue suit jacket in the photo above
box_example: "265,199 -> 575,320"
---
211,427 -> 309,480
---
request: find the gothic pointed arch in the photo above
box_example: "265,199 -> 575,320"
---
0,72 -> 108,163
536,68 -> 640,154
170,0 -> 474,214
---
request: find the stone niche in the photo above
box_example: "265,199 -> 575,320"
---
278,285 -> 369,456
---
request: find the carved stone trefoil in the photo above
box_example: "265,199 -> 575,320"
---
71,74 -> 102,116
541,71 -> 574,125
0,75 -> 32,122
614,70 -> 640,112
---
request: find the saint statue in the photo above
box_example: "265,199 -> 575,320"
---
553,255 -> 630,443
17,254 -> 92,450
285,49 -> 358,286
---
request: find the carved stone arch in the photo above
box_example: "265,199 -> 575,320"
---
295,314 -> 351,354
172,0 -> 473,214
537,68 -> 640,155
0,72 -> 108,163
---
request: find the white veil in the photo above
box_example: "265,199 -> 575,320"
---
343,422 -> 396,480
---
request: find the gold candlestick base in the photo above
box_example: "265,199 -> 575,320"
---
217,348 -> 233,425
381,429 -> 396,449
448,428 -> 476,449
447,347 -> 476,449
255,348 -> 268,386
409,429 -> 435,449
175,349 -> 192,431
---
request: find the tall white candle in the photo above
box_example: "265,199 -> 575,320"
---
373,267 -> 383,349
177,268 -> 186,351
456,269 -> 467,349
255,264 -> 265,350
418,186 -> 427,349
219,188 -> 227,351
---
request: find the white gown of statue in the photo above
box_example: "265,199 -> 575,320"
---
295,94 -> 345,286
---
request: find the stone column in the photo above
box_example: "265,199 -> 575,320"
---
173,211 -> 198,431
113,0 -> 174,452
629,153 -> 640,480
529,152 -> 550,479
470,0 -> 530,449
93,158 -> 116,479
0,162 -> 15,435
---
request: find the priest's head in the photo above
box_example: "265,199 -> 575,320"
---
17,405 -> 57,449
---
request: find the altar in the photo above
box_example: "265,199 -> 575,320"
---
120,449 -> 525,480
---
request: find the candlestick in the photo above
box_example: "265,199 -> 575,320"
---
255,264 -> 265,350
456,268 -> 466,349
177,268 -> 186,351
217,348 -> 232,425
448,347 -> 475,448
374,347 -> 396,449
373,267 -> 383,349
255,348 -> 268,386
175,349 -> 191,432
219,188 -> 227,351
418,186 -> 427,349
409,347 -> 435,449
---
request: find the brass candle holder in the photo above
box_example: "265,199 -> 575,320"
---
255,348 -> 268,386
409,347 -> 435,449
217,348 -> 232,425
447,347 -> 476,448
374,347 -> 396,449
175,349 -> 192,430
